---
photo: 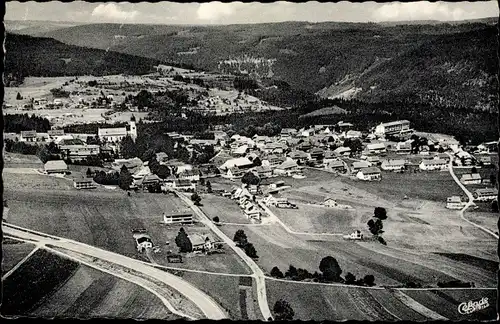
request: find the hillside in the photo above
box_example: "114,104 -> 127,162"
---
4,33 -> 160,80
28,20 -> 498,110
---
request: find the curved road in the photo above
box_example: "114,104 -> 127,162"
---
176,191 -> 274,321
446,153 -> 499,239
2,222 -> 227,320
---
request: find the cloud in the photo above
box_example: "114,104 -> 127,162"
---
372,2 -> 472,22
197,2 -> 236,21
91,4 -> 138,21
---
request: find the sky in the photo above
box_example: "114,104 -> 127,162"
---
5,1 -> 499,25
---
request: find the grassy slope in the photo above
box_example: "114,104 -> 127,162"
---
3,184 -> 249,274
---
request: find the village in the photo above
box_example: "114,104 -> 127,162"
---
4,114 -> 499,264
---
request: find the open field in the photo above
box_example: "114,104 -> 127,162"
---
464,211 -> 498,234
158,269 -> 258,320
200,194 -> 254,224
3,173 -> 74,190
1,247 -> 175,319
340,170 -> 464,203
1,238 -> 37,276
266,279 -> 496,321
30,261 -> 176,319
269,202 -> 367,234
3,184 -> 250,274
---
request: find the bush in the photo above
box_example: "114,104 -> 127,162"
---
244,243 -> 258,258
273,299 -> 295,320
377,236 -> 387,245
191,193 -> 202,205
363,274 -> 375,286
319,256 -> 342,282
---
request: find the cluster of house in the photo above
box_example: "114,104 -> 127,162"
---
229,186 -> 262,220
446,187 -> 498,209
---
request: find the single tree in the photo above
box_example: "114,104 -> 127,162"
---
345,272 -> 356,285
206,180 -> 213,193
273,299 -> 295,320
119,165 -> 133,190
252,156 -> 262,167
471,167 -> 478,174
367,218 -> 384,236
16,92 -> 23,100
363,274 -> 375,287
492,200 -> 499,213
319,256 -> 342,282
241,171 -> 260,186
191,192 -> 202,205
271,266 -> 284,278
285,265 -> 298,279
175,228 -> 193,253
244,243 -> 258,258
156,165 -> 171,179
233,229 -> 248,247
374,207 -> 388,220
213,216 -> 220,223
86,167 -> 92,178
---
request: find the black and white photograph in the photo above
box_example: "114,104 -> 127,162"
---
1,0 -> 499,321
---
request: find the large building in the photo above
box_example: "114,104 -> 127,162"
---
374,120 -> 412,137
98,120 -> 137,142
163,213 -> 194,225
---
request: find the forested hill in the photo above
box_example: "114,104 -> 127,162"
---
4,33 -> 160,79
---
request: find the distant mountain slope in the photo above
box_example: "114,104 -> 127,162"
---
7,20 -> 498,110
5,20 -> 88,36
5,33 -> 160,78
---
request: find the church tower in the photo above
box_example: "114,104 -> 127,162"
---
129,115 -> 137,140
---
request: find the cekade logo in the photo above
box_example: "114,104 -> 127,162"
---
458,297 -> 489,315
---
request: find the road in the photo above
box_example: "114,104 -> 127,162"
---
2,222 -> 228,320
175,191 -> 274,320
446,153 -> 499,239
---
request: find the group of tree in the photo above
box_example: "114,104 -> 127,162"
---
270,256 -> 376,287
93,170 -> 120,186
50,88 -> 70,98
233,229 -> 258,258
4,114 -> 51,133
343,138 -> 363,153
367,207 -> 387,245
119,165 -> 134,190
272,299 -> 295,321
191,193 -> 202,206
175,227 -> 193,253
241,171 -> 260,186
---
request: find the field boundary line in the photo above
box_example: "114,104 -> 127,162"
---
2,245 -> 40,281
42,245 -> 196,320
446,153 -> 499,240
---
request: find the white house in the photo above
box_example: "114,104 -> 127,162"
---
366,143 -> 386,154
133,233 -> 153,252
356,167 -> 381,181
351,161 -> 372,172
446,196 -> 466,210
190,233 -> 217,252
220,157 -> 254,171
419,159 -> 448,171
460,173 -> 482,185
473,188 -> 498,202
396,141 -> 412,154
381,159 -> 406,171
345,130 -> 362,139
374,120 -> 411,137
44,160 -> 68,174
20,130 -> 37,142
274,159 -> 299,176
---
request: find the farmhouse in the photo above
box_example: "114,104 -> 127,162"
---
178,169 -> 201,182
473,188 -> 498,202
324,198 -> 339,208
327,160 -> 346,172
225,167 -> 244,179
366,155 -> 381,165
232,145 -> 249,157
288,150 -> 309,164
460,173 -> 482,185
220,157 -> 254,171
163,213 -> 193,225
351,161 -> 372,172
264,195 -> 289,207
155,152 -> 169,164
334,146 -> 351,157
381,159 -> 406,171
172,179 -> 196,191
366,143 -> 386,154
274,159 -> 299,175
135,174 -> 162,189
374,120 -> 411,137
337,121 -> 354,132
419,159 -> 448,171
48,129 -> 65,139
20,130 -> 37,142
479,156 -> 492,166
73,178 -> 97,189
309,148 -> 325,161
265,154 -> 286,167
396,141 -> 412,154
243,204 -> 261,219
356,167 -> 381,181
190,233 -> 217,252
254,165 -> 273,179
133,233 -> 153,252
59,144 -> 100,161
44,160 -> 68,174
446,196 -> 466,210
345,130 -> 362,139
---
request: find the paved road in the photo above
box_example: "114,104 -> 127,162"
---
176,191 -> 274,320
2,222 -> 228,320
446,153 -> 499,239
